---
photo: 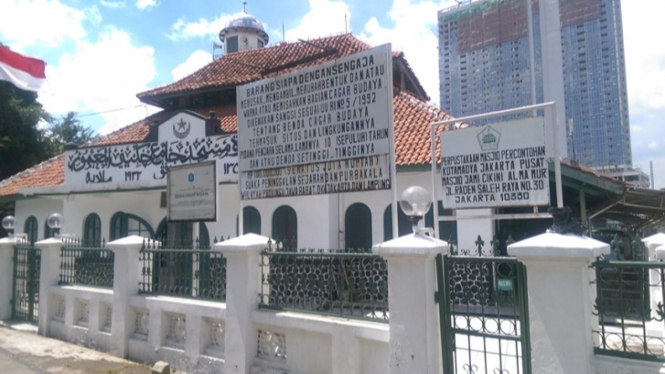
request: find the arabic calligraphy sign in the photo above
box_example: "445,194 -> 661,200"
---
64,112 -> 239,186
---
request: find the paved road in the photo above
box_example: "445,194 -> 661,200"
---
0,323 -> 151,374
0,345 -> 48,374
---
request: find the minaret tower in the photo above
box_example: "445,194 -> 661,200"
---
218,1 -> 269,54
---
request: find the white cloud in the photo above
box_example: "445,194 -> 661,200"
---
623,1 -> 665,109
172,50 -> 213,82
168,13 -> 239,41
622,1 -> 665,188
0,0 -> 87,49
360,0 -> 457,106
84,5 -> 103,25
100,1 -> 126,8
283,0 -> 351,41
38,27 -> 159,135
136,0 -> 157,10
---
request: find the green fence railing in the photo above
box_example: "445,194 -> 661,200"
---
13,238 -> 40,323
60,238 -> 114,288
592,259 -> 665,361
259,245 -> 389,322
138,239 -> 226,302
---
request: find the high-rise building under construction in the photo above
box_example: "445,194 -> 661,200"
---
438,0 -> 631,169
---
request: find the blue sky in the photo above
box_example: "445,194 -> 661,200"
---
1,0 -> 664,188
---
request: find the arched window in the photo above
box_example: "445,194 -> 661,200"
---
272,205 -> 297,250
83,213 -> 102,246
24,216 -> 38,244
44,219 -> 54,239
345,203 -> 372,251
109,212 -> 154,240
237,206 -> 261,236
156,218 -> 210,248
383,205 -> 411,241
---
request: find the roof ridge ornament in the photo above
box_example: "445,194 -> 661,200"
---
243,0 -> 247,13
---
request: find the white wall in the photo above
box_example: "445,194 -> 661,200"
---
12,168 -> 492,250
15,198 -> 63,238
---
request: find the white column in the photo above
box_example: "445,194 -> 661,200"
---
215,233 -> 270,374
373,233 -> 449,374
539,0 -> 568,160
107,235 -> 145,358
508,233 -> 609,374
0,237 -> 17,320
35,237 -> 63,336
644,233 -> 665,337
644,233 -> 665,255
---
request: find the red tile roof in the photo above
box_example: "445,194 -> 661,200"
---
393,90 -> 458,165
138,33 -> 428,104
0,91 -> 454,197
0,155 -> 64,197
0,34 -> 447,198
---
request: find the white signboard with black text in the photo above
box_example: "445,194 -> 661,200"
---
237,44 -> 394,200
167,161 -> 217,222
440,117 -> 549,209
241,155 -> 391,200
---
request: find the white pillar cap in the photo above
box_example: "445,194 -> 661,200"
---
508,232 -> 609,261
373,233 -> 449,259
35,237 -> 63,251
643,233 -> 665,248
107,235 -> 151,252
215,233 -> 273,255
0,237 -> 17,248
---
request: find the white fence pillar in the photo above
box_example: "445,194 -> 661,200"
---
215,233 -> 270,374
373,233 -> 448,374
35,237 -> 63,336
643,233 -> 665,337
508,232 -> 609,374
0,237 -> 16,320
107,235 -> 145,358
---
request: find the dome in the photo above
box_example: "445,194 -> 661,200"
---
219,13 -> 269,44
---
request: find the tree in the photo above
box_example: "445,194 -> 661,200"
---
0,81 -> 53,181
46,111 -> 95,154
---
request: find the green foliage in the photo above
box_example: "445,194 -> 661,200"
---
0,81 -> 53,181
0,81 -> 96,183
46,111 -> 96,154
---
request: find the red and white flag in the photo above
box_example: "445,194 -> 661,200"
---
0,46 -> 46,92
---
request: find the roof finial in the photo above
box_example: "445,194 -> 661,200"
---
242,0 -> 247,13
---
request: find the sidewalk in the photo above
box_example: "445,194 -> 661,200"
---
0,322 -> 152,374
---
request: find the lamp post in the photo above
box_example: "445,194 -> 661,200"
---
46,213 -> 64,238
1,215 -> 15,238
399,186 -> 433,235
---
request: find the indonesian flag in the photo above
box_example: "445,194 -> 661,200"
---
0,46 -> 46,92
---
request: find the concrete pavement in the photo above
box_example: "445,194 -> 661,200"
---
0,322 -> 152,373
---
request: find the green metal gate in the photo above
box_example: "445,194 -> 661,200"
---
436,253 -> 531,374
11,239 -> 40,323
